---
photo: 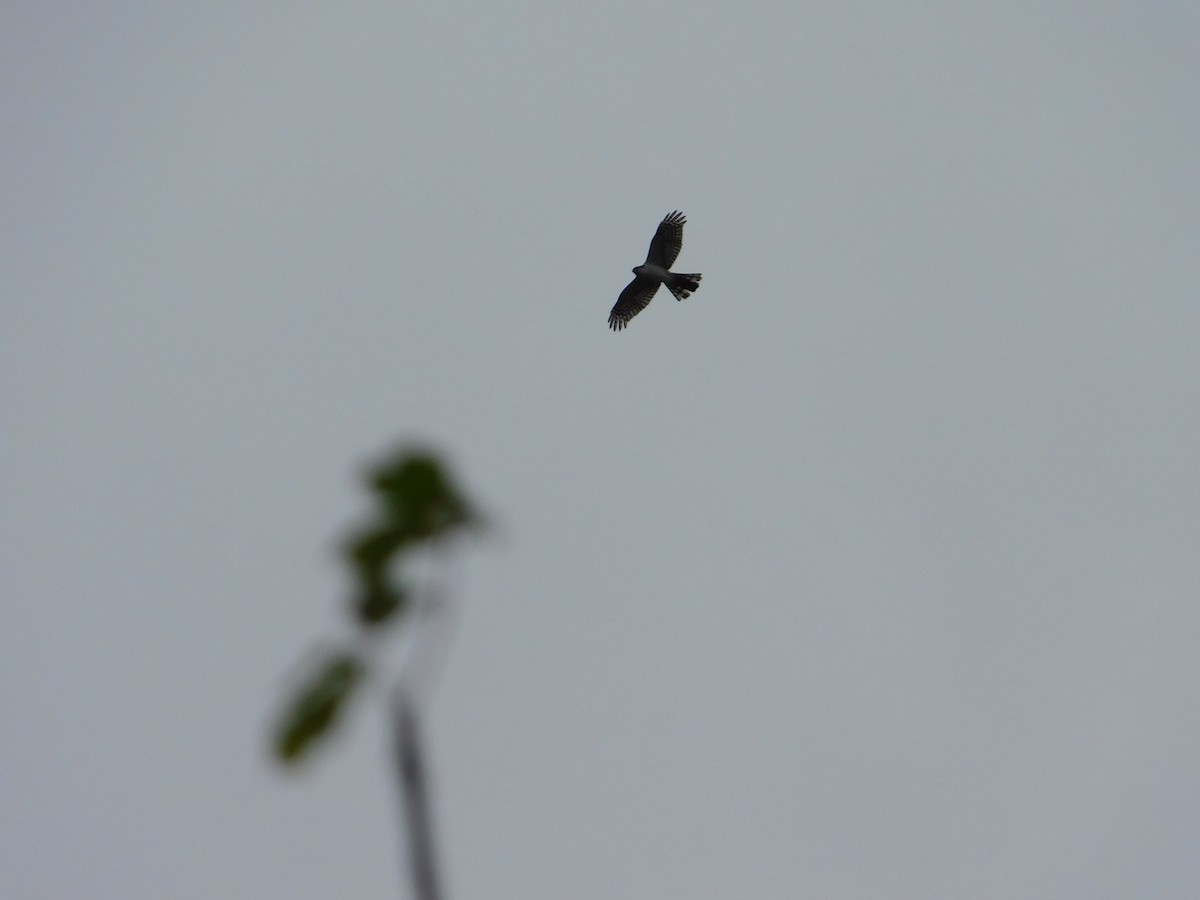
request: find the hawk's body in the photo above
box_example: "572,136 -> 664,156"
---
608,211 -> 702,331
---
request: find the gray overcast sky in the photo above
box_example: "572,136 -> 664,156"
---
4,3 -> 1199,898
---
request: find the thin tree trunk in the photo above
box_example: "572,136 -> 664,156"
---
392,688 -> 443,900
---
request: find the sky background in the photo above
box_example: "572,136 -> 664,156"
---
4,3 -> 1200,898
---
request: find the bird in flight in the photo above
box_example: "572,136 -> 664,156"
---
608,211 -> 702,331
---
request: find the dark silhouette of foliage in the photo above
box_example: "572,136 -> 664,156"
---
272,447 -> 478,763
270,445 -> 480,899
275,653 -> 363,762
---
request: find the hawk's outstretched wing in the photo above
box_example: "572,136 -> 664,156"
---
608,275 -> 661,331
644,211 -> 686,268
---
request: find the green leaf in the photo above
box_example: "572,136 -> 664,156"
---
367,451 -> 475,542
344,525 -> 406,579
352,576 -> 407,627
273,652 -> 365,763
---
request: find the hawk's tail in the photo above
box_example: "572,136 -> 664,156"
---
667,273 -> 702,302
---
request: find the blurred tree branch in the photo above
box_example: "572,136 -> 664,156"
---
270,446 -> 481,899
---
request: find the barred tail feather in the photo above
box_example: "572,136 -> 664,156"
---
667,273 -> 702,301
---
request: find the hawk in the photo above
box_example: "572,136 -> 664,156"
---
608,211 -> 702,331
